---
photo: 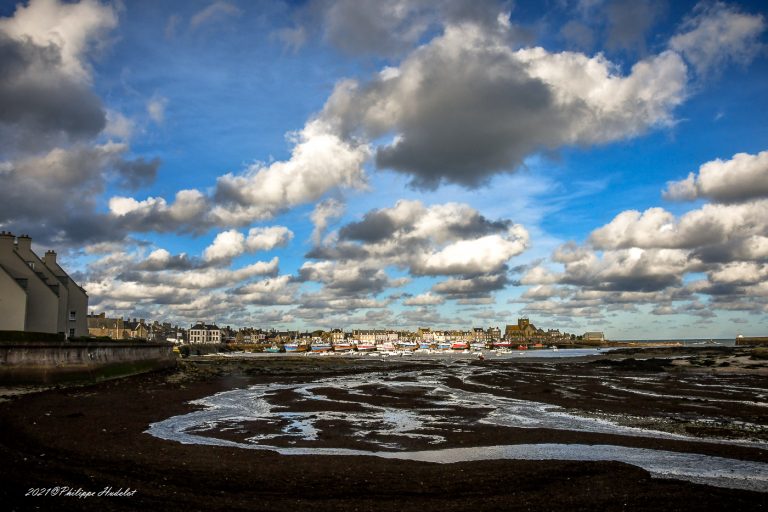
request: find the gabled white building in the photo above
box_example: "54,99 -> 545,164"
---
0,232 -> 88,338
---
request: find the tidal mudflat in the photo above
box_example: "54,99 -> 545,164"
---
2,346 -> 766,511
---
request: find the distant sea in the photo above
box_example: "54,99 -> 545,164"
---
614,339 -> 735,347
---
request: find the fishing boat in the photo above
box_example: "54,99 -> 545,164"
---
333,341 -> 355,352
517,344 -> 528,350
311,341 -> 333,352
437,341 -> 452,351
264,344 -> 282,353
378,341 -> 397,352
355,341 -> 377,352
418,342 -> 433,350
451,341 -> 469,350
470,341 -> 486,351
284,341 -> 309,352
398,340 -> 418,351
493,340 -> 513,349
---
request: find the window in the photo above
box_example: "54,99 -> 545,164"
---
69,311 -> 76,321
69,328 -> 75,338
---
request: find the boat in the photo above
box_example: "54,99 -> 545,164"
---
332,341 -> 355,352
264,344 -> 282,353
437,341 -> 452,351
470,342 -> 486,351
354,341 -> 377,352
418,342 -> 432,350
311,342 -> 333,352
284,341 -> 309,352
378,341 -> 397,352
397,340 -> 418,351
517,345 -> 528,350
493,341 -> 513,349
451,341 -> 470,350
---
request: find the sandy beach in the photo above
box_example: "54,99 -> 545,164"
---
1,346 -> 766,511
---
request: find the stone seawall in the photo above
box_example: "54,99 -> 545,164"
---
736,337 -> 768,346
0,342 -> 177,383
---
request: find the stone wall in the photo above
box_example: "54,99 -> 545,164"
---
0,341 -> 177,383
736,337 -> 768,346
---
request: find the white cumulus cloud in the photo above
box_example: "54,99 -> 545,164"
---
663,150 -> 768,203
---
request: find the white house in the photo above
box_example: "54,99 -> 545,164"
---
189,322 -> 221,343
0,232 -> 88,338
583,331 -> 606,342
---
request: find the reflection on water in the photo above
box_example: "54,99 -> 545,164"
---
147,366 -> 768,492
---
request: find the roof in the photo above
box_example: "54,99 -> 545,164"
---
88,317 -> 122,329
0,264 -> 28,292
11,251 -> 59,297
191,323 -> 220,330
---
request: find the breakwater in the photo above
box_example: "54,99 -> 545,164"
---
0,341 -> 176,383
737,337 -> 768,346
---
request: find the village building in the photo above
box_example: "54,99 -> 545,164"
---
87,313 -> 127,339
504,318 -> 538,342
124,319 -> 150,340
219,326 -> 237,343
189,322 -> 221,343
0,232 -> 88,337
417,327 -> 434,342
353,329 -> 377,343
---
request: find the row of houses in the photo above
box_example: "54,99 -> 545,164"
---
86,313 -> 190,343
0,232 -> 88,338
210,321 -> 585,345
84,315 -> 603,346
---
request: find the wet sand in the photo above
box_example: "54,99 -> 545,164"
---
1,346 -> 766,511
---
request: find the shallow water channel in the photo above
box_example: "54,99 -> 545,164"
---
147,364 -> 768,492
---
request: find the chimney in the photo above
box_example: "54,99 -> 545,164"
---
0,231 -> 15,253
43,250 -> 57,266
16,234 -> 32,253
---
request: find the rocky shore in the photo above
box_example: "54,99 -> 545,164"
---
1,346 -> 766,511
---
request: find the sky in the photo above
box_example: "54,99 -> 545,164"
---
1,0 -> 767,338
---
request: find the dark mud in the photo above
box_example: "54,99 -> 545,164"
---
1,347 -> 766,511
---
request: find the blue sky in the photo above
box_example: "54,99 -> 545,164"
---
1,0 -> 767,338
